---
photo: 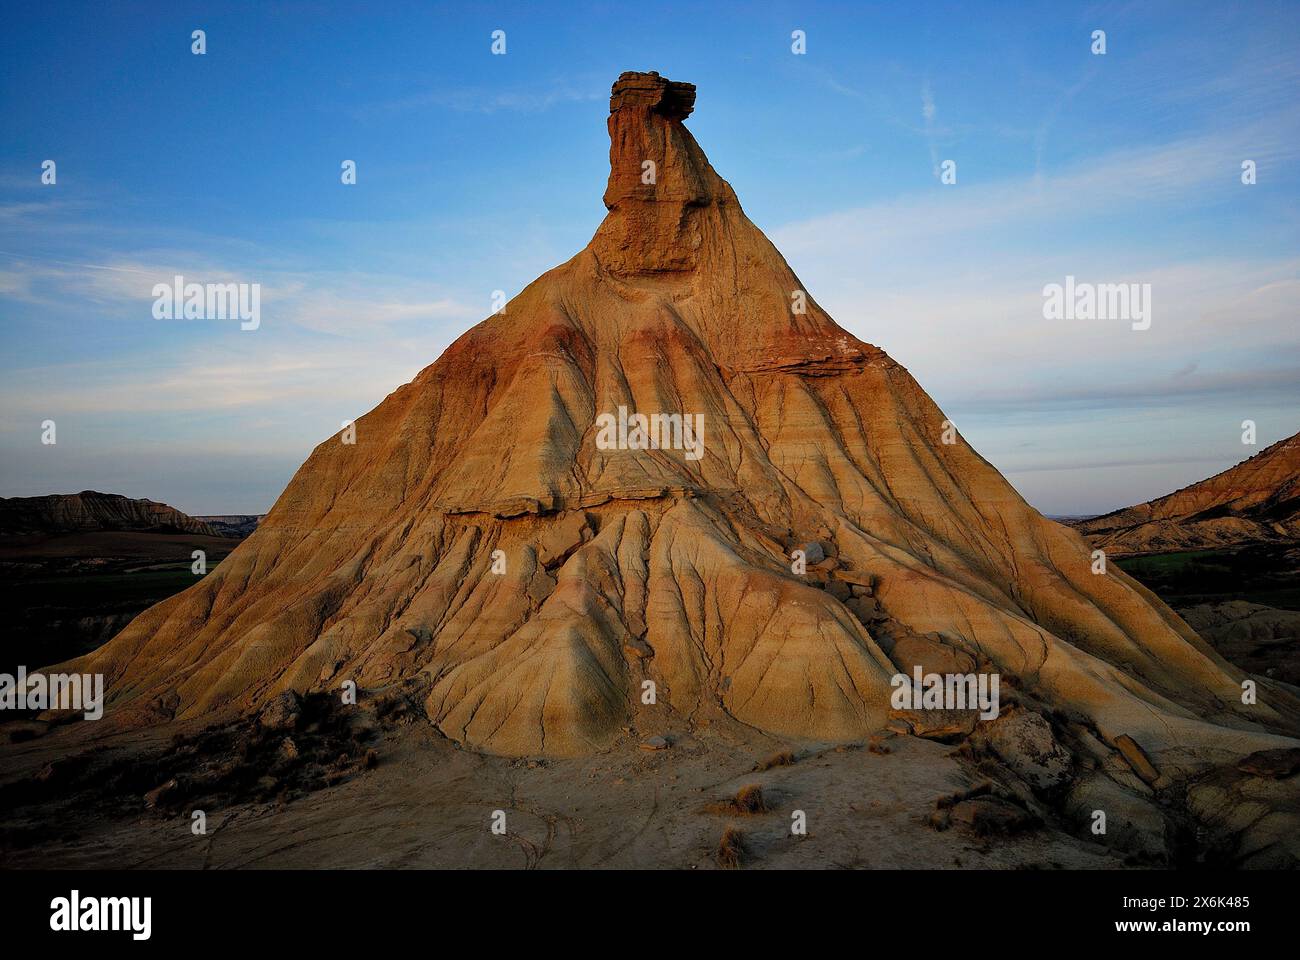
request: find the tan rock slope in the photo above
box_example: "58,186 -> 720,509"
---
1077,431 -> 1300,556
62,72 -> 1300,769
0,491 -> 221,538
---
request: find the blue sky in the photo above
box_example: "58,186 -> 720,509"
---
1,0 -> 1297,515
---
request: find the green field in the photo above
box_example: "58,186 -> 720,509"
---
0,558 -> 229,674
1116,544 -> 1300,611
1,565 -> 205,609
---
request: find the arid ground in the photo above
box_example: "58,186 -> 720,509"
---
0,696 -> 1133,870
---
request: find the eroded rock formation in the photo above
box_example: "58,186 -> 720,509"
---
60,73 -> 1300,780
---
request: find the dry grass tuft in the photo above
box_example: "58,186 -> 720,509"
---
755,749 -> 796,771
934,780 -> 994,810
704,783 -> 770,817
717,826 -> 745,868
733,783 -> 767,813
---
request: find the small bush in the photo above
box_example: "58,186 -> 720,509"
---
732,784 -> 767,814
717,826 -> 744,869
706,783 -> 769,817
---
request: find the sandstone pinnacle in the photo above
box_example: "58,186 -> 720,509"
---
52,73 -> 1300,772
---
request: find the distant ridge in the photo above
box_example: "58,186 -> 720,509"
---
193,515 -> 264,538
0,491 -> 223,538
1076,431 -> 1300,556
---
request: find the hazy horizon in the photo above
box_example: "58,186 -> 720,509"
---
2,1 -> 1297,516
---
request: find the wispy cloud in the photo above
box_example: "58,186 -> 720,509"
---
774,120 -> 1300,262
920,79 -> 939,177
363,80 -> 603,116
770,107 -> 1300,512
0,251 -> 479,338
0,341 -> 428,419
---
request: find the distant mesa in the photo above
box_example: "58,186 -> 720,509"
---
0,491 -> 228,539
193,515 -> 264,539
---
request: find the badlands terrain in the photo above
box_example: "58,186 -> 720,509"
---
1074,435 -> 1300,691
1077,431 -> 1300,557
2,72 -> 1298,870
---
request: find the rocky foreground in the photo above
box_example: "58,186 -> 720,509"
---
4,683 -> 1299,868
